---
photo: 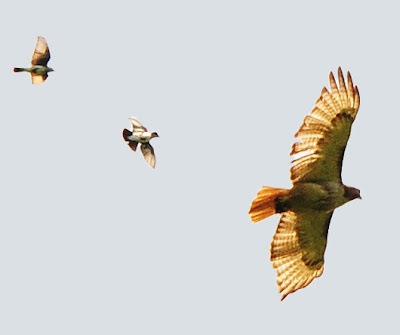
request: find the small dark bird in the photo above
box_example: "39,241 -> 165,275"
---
249,68 -> 361,300
123,117 -> 159,168
14,36 -> 54,84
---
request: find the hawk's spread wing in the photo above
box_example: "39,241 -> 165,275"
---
31,36 -> 50,66
290,68 -> 360,184
271,210 -> 333,300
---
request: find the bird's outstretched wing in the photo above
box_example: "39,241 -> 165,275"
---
141,143 -> 156,168
31,36 -> 50,66
31,73 -> 47,85
129,117 -> 147,132
290,68 -> 360,184
271,210 -> 332,300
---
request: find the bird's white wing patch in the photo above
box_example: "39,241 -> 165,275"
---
129,117 -> 147,131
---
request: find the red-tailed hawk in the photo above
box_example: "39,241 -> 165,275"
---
14,36 -> 54,84
249,68 -> 361,300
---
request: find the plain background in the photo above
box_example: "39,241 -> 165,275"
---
0,0 -> 398,334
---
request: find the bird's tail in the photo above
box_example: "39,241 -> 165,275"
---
122,129 -> 132,141
13,67 -> 26,72
249,187 -> 290,223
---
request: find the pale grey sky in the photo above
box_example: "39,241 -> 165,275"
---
0,0 -> 398,334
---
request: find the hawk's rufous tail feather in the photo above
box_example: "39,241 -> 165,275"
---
249,187 -> 289,223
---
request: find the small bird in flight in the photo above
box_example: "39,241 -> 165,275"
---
123,117 -> 159,168
14,36 -> 54,84
249,68 -> 361,300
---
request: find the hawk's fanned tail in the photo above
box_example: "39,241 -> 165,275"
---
249,187 -> 289,223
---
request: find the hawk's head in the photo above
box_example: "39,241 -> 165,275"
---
344,186 -> 361,201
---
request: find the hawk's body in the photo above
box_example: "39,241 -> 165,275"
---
249,68 -> 361,300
